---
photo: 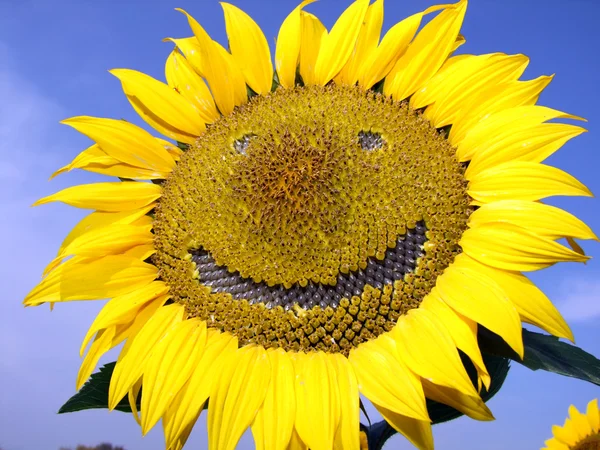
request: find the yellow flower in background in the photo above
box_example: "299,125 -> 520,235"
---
24,1 -> 596,449
543,399 -> 600,450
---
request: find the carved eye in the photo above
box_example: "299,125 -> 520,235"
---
233,134 -> 254,155
358,131 -> 385,150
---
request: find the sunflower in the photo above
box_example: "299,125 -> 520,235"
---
25,1 -> 596,449
543,399 -> 600,450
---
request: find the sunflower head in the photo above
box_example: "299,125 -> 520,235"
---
544,399 -> 600,450
25,0 -> 596,449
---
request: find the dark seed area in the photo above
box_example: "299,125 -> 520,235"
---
358,131 -> 385,150
191,221 -> 427,310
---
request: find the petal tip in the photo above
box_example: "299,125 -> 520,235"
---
31,197 -> 49,207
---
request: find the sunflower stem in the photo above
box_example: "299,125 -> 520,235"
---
365,420 -> 396,450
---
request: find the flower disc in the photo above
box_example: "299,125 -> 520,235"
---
154,84 -> 470,353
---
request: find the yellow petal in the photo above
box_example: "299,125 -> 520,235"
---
543,437 -> 570,450
393,308 -> 478,397
454,253 -> 573,342
420,290 -> 490,389
24,255 -> 158,306
33,181 -> 162,212
177,9 -> 247,115
129,376 -> 143,425
586,399 -> 600,434
121,86 -> 197,144
72,160 -> 167,180
111,69 -> 204,138
449,75 -> 554,146
77,326 -> 116,390
163,330 -> 237,450
456,105 -> 584,161
384,0 -> 467,101
51,147 -> 164,180
314,0 -> 370,85
50,144 -> 110,180
423,53 -> 528,108
569,405 -> 593,440
436,264 -> 524,357
163,37 -> 204,77
468,161 -> 593,204
294,352 -> 340,450
127,244 -> 156,261
421,379 -> 493,421
299,12 -> 327,85
111,318 -> 141,350
58,206 -> 153,254
208,345 -> 270,450
461,222 -> 590,272
332,354 -> 360,450
141,319 -> 207,434
349,335 -> 428,421
216,42 -> 250,107
80,281 -> 170,357
358,4 -> 449,90
154,137 -> 183,160
466,124 -> 587,179
253,412 -> 266,450
56,222 -> 153,263
411,54 -> 487,108
337,0 -> 383,86
275,1 -> 317,88
165,50 -> 219,123
112,294 -> 170,354
420,54 -> 529,127
468,200 -> 598,242
553,420 -> 579,444
251,348 -> 296,450
358,13 -> 419,89
221,2 -> 273,94
61,116 -> 176,172
108,303 -> 185,410
287,428 -> 308,450
374,403 -> 433,450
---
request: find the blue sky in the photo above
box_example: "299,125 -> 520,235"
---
1,0 -> 599,449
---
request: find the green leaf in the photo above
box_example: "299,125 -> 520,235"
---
478,327 -> 600,386
364,353 -> 510,450
58,362 -> 138,414
360,399 -> 372,426
246,84 -> 258,99
370,79 -> 385,94
272,70 -> 281,91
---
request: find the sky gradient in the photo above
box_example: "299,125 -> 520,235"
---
1,0 -> 600,449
